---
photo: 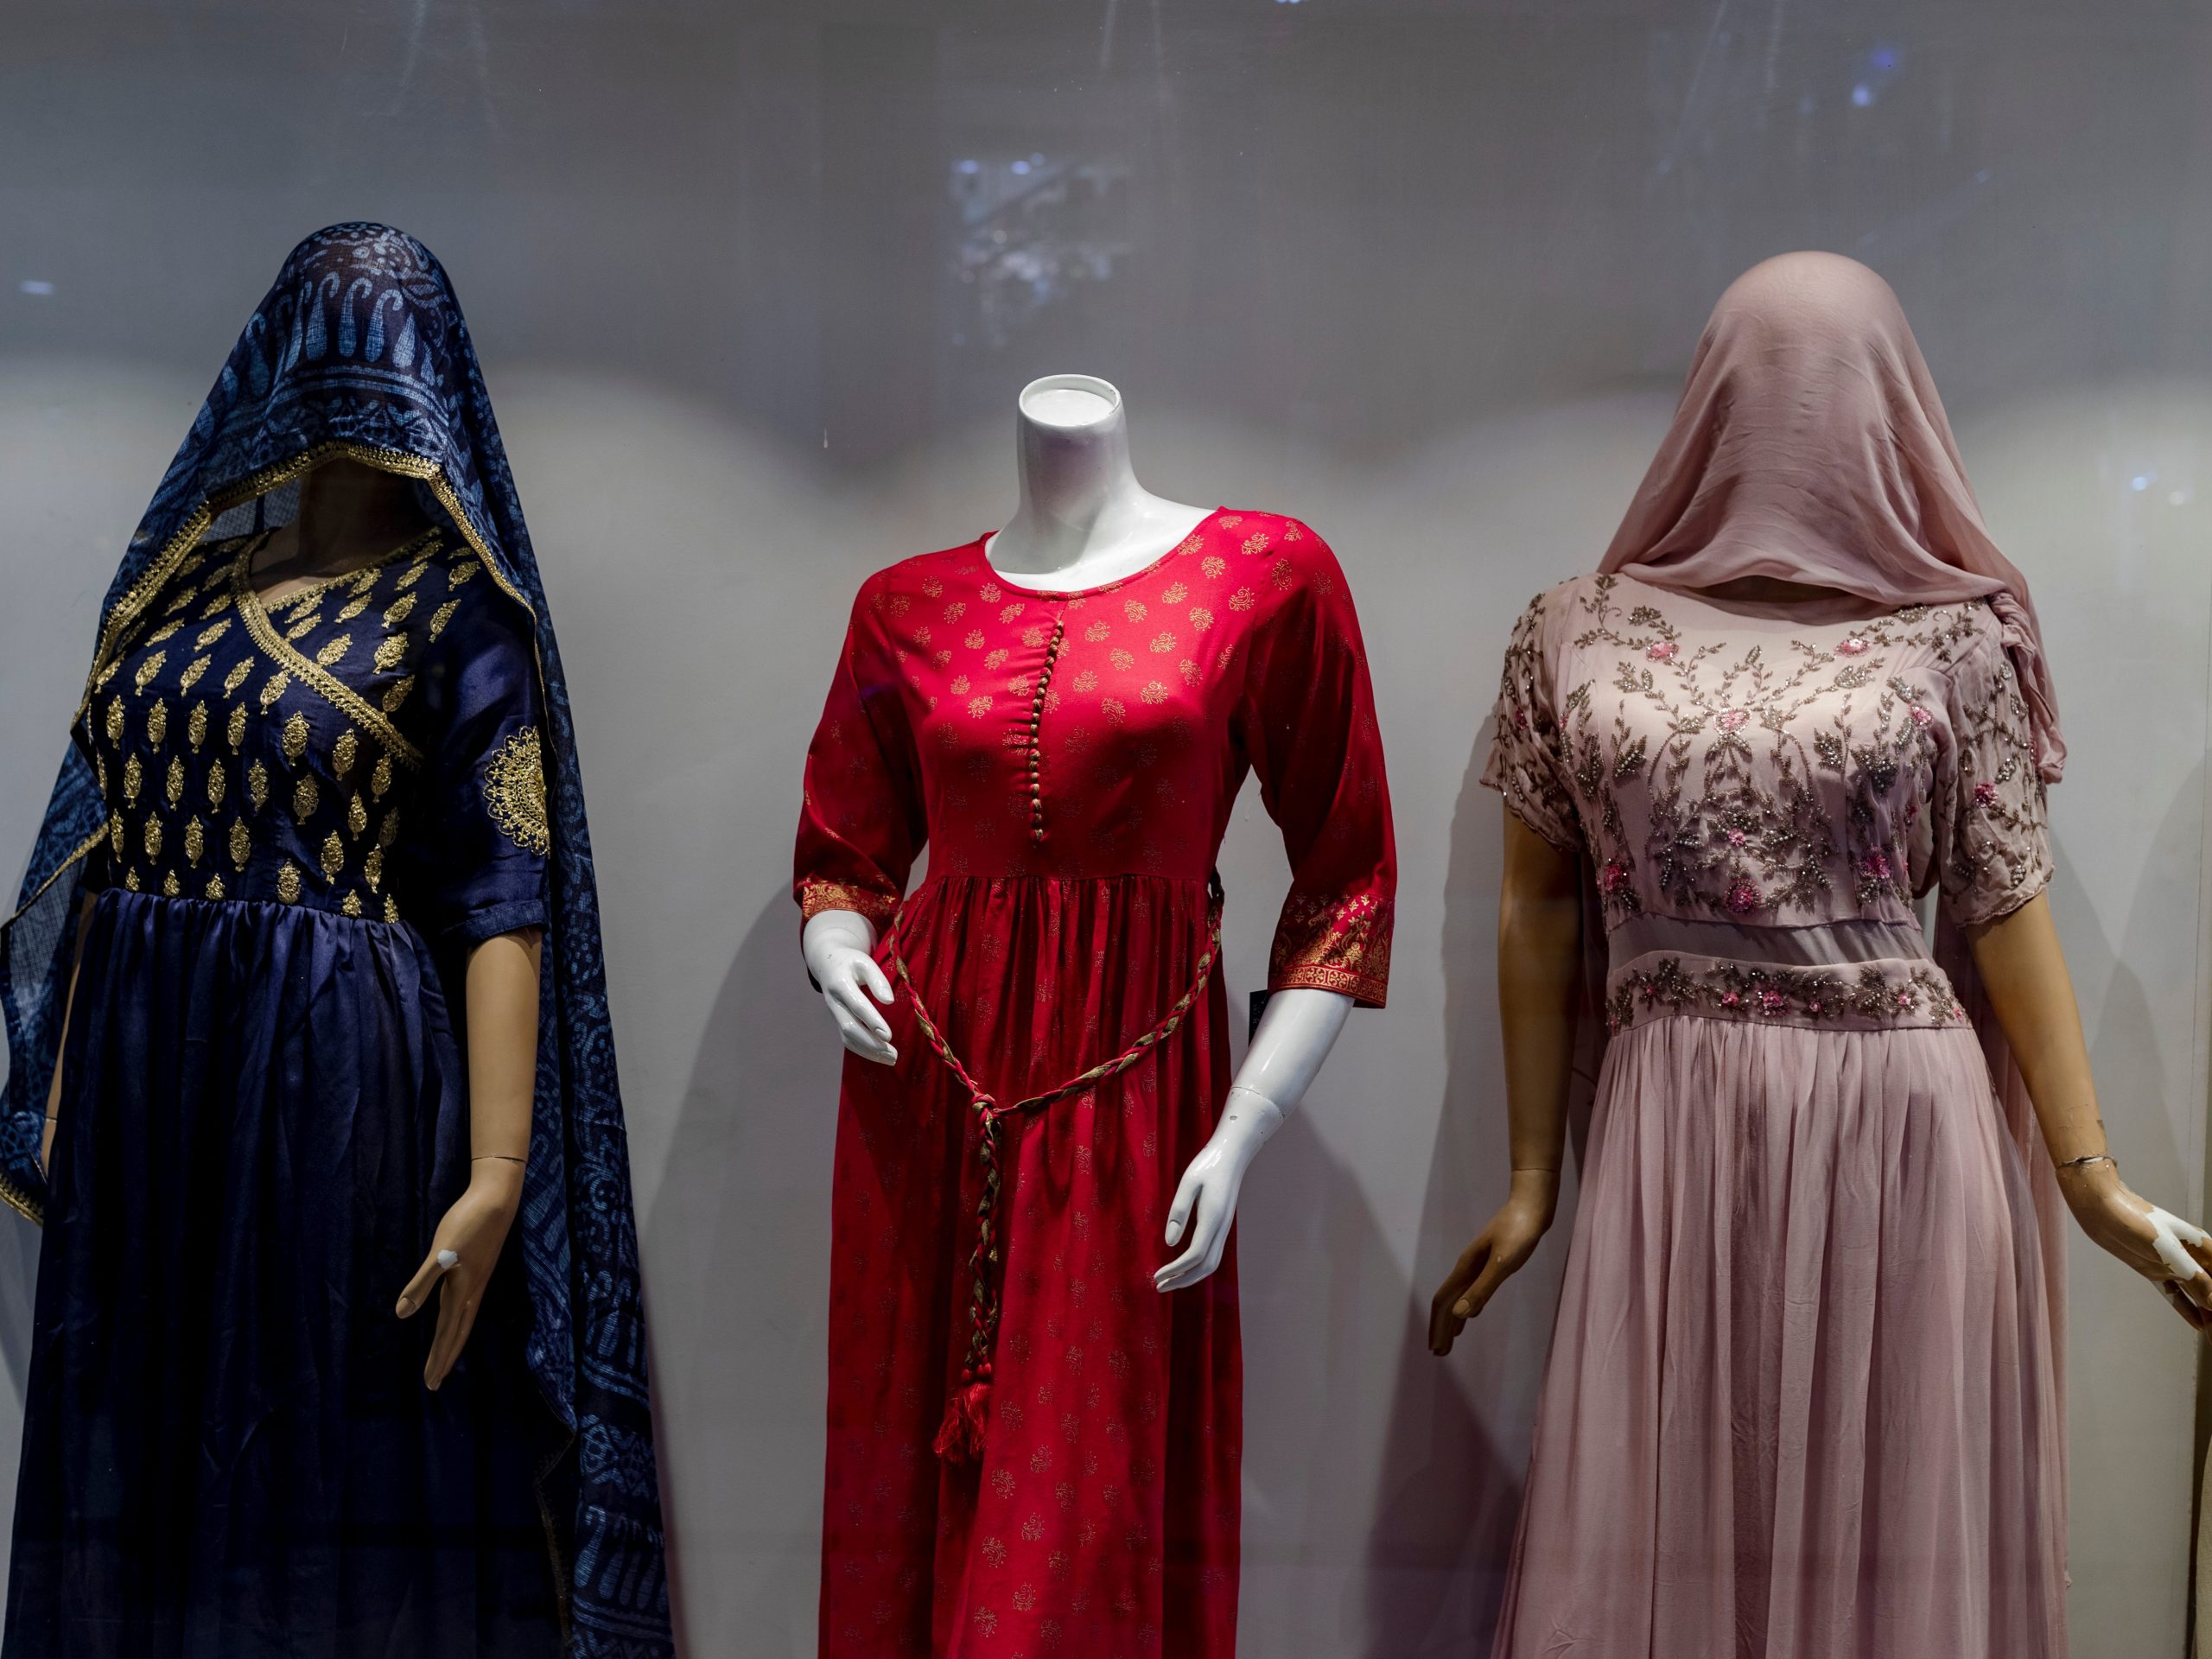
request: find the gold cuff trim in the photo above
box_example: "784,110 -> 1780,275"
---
798,880 -> 899,924
1272,962 -> 1389,1007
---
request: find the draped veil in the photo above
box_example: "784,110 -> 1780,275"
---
0,224 -> 671,1658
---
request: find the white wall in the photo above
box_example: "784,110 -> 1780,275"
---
3,5 -> 2211,1654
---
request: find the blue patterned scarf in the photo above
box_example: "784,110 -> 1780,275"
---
0,223 -> 672,1658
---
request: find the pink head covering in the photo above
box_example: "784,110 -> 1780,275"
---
1599,251 -> 2063,783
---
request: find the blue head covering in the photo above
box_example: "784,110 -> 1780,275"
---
0,223 -> 671,1656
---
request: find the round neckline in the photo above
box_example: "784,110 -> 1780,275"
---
1607,569 -> 1918,628
979,506 -> 1225,601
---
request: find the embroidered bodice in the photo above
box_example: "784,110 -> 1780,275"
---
79,527 -> 550,945
795,509 -> 1398,1004
1485,573 -> 2053,1030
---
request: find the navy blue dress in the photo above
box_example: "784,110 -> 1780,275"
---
5,527 -> 565,1657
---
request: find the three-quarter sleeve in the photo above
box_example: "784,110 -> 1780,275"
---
793,586 -> 926,926
1935,612 -> 2053,925
401,591 -> 551,948
1480,588 -> 1581,851
1238,530 -> 1396,1007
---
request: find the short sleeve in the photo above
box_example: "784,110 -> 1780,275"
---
792,585 -> 926,926
1480,589 -> 1581,851
1936,615 -> 2053,925
399,591 -> 550,949
1237,528 -> 1396,1007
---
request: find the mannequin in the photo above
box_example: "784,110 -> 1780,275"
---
804,372 -> 1356,1291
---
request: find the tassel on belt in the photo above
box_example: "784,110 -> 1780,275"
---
887,874 -> 1225,1466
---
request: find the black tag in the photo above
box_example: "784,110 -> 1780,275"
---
1248,988 -> 1272,1044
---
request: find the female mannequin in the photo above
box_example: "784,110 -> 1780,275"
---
795,372 -> 1395,1656
804,372 -> 1357,1290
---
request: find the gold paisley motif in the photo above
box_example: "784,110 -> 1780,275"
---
341,892 -> 364,918
230,819 -> 251,870
223,658 -> 254,697
258,671 -> 291,711
122,754 -> 143,804
283,611 -> 322,642
143,817 -> 162,859
373,634 -> 409,673
383,894 -> 400,924
105,696 -> 125,744
321,832 -> 346,881
206,874 -> 226,900
206,759 -> 226,809
482,728 -> 550,855
146,698 -> 168,748
94,658 -> 121,691
315,633 -> 353,668
282,711 -> 310,765
200,591 -> 233,621
371,754 -> 393,799
247,761 -> 270,810
276,863 -> 301,904
347,793 -> 368,836
179,655 -> 211,693
385,591 -> 418,628
162,871 -> 181,898
124,868 -> 140,893
227,703 -> 248,749
448,560 -> 480,588
335,591 -> 373,624
164,756 -> 184,807
196,617 -> 233,650
428,599 -> 460,640
364,846 -> 384,891
381,675 -> 414,715
183,817 -> 205,868
333,731 -> 359,778
147,620 -> 182,646
134,652 -> 168,694
109,817 -> 124,859
397,563 -> 429,591
377,810 -> 401,849
292,777 -> 319,822
187,701 -> 208,751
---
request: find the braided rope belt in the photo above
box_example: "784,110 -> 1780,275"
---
886,876 -> 1224,1465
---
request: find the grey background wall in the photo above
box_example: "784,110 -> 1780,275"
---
3,3 -> 2211,1653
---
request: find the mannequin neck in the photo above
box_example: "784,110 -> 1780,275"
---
986,375 -> 1210,588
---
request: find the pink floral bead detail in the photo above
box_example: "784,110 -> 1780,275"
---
1835,636 -> 1869,657
1726,829 -> 1746,849
1973,781 -> 1998,808
1907,702 -> 1935,728
1599,859 -> 1632,895
1758,988 -> 1787,1016
1724,879 -> 1761,915
1716,708 -> 1749,733
1861,849 -> 1891,881
1646,640 -> 1677,662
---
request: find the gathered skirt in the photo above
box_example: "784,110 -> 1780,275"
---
1491,1014 -> 2066,1658
820,873 -> 1241,1659
3,887 -> 562,1659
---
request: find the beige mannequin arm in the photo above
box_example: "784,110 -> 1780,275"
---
395,926 -> 542,1387
1429,811 -> 1581,1357
1967,891 -> 2212,1327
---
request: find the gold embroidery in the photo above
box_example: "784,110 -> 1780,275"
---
341,891 -> 364,918
143,817 -> 162,859
333,731 -> 358,778
482,728 -> 550,855
187,701 -> 208,751
283,611 -> 322,642
315,633 -> 353,668
321,832 -> 346,881
206,760 -> 225,809
147,620 -> 182,646
164,756 -> 184,807
205,874 -> 225,900
105,696 -> 125,743
247,761 -> 269,810
109,817 -> 124,859
201,590 -> 232,619
183,817 -> 205,867
230,550 -> 423,772
385,591 -> 418,628
347,793 -> 368,836
122,754 -> 143,804
378,810 -> 401,849
227,703 -> 247,749
371,755 -> 393,799
134,651 -> 168,693
229,820 -> 251,870
448,559 -> 480,588
196,617 -> 232,650
381,675 -> 414,715
282,711 -> 310,765
179,655 -> 211,694
95,755 -> 107,794
384,894 -> 400,924
797,878 -> 899,924
1268,891 -> 1393,1007
95,658 -> 121,691
124,868 -> 140,892
335,591 -> 373,624
292,777 -> 320,821
372,634 -> 409,672
222,658 -> 253,696
258,671 -> 291,710
397,563 -> 429,591
364,846 -> 384,891
276,863 -> 301,903
162,870 -> 181,898
428,599 -> 460,640
146,698 -> 169,748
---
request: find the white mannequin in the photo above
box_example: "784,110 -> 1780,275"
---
803,373 -> 1357,1292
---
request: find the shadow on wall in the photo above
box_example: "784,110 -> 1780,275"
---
651,891 -> 844,1651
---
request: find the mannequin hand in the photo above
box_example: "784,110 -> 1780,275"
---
2058,1160 -> 2212,1333
395,1158 -> 524,1389
803,910 -> 897,1065
1155,1088 -> 1284,1294
1428,1169 -> 1559,1357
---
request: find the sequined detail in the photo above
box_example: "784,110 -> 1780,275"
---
1605,952 -> 1967,1034
482,728 -> 550,854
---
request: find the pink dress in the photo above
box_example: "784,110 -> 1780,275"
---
1484,573 -> 2066,1656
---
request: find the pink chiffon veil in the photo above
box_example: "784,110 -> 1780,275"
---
1586,251 -> 2070,1487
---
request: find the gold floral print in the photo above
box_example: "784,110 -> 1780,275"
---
205,760 -> 225,810
196,617 -> 232,650
164,756 -> 184,807
371,754 -> 393,799
292,777 -> 319,822
428,599 -> 460,640
482,728 -> 550,854
798,876 -> 898,924
258,671 -> 290,710
246,761 -> 269,810
183,817 -> 205,868
373,634 -> 409,672
381,675 -> 414,715
143,817 -> 162,860
122,754 -> 143,804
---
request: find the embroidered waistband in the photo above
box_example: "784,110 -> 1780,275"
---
1605,950 -> 1967,1034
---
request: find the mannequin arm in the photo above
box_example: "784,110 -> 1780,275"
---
1429,812 -> 1581,1356
804,908 -> 898,1065
1967,890 -> 2212,1327
1153,986 -> 1351,1293
396,926 -> 542,1387
39,892 -> 96,1174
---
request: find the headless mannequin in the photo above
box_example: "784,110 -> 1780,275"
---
804,374 -> 1354,1291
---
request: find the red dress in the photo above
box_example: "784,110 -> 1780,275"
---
795,508 -> 1395,1658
